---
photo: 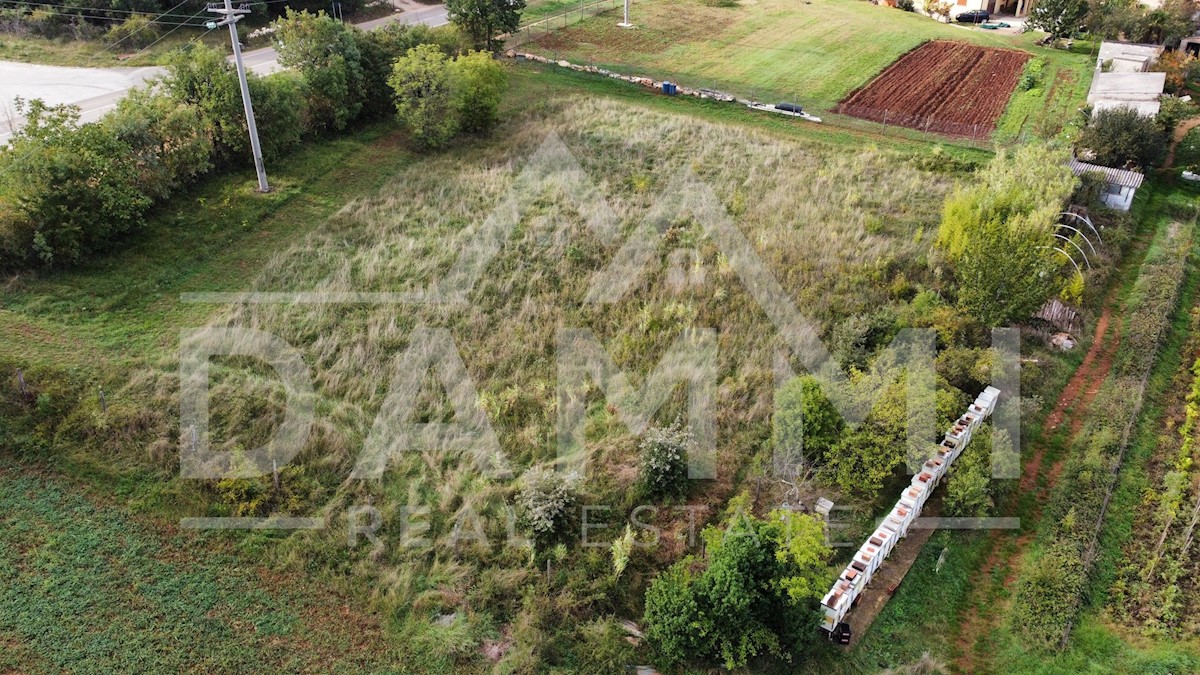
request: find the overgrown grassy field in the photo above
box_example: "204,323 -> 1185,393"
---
1,70 -> 985,670
2,51 -> 1182,670
520,0 -> 1094,128
0,30 -> 230,67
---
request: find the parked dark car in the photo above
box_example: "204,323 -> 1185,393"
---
955,9 -> 990,22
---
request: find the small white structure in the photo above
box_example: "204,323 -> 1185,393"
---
1068,159 -> 1145,211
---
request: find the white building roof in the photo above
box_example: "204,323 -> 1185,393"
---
1091,98 -> 1162,117
1096,42 -> 1163,69
1087,72 -> 1167,103
1067,159 -> 1145,189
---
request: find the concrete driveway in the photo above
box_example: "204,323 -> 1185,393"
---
0,1 -> 448,141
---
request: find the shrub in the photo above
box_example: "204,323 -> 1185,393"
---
515,467 -> 580,541
247,72 -> 308,160
103,14 -> 161,50
161,45 -> 250,164
1019,58 -> 1046,91
451,50 -> 506,134
638,422 -> 692,498
1077,106 -> 1166,168
390,44 -> 460,148
897,0 -> 916,11
103,89 -> 214,201
0,100 -> 149,267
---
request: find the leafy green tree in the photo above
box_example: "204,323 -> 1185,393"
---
643,496 -> 830,670
1078,106 -> 1166,168
451,50 -> 507,134
0,100 -> 148,266
161,45 -> 246,164
937,144 -> 1076,327
271,9 -> 366,132
1084,0 -> 1144,39
773,375 -> 845,466
353,29 -> 397,121
389,44 -> 460,148
446,0 -> 525,51
826,373 -> 965,495
1028,0 -> 1089,39
1134,0 -> 1195,44
771,509 -> 833,604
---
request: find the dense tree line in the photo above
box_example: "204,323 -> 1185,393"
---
0,14 -> 507,268
1030,0 -> 1196,43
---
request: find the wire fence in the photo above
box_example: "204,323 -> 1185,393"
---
508,0 -> 624,47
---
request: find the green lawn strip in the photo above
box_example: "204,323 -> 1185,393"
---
0,469 -> 399,673
512,62 -> 993,161
522,0 -> 1090,115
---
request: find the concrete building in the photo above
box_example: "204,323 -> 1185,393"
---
1068,159 -> 1146,211
1087,70 -> 1167,117
1095,41 -> 1164,72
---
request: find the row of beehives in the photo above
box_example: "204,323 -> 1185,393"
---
819,386 -> 1002,635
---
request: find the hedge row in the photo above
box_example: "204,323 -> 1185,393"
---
0,16 -> 463,268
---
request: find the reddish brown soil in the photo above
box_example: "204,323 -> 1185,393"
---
1164,116 -> 1200,168
953,304 -> 1121,672
837,41 -> 1030,137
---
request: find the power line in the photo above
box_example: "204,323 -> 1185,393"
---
0,0 -> 212,21
0,5 -> 211,26
0,0 -> 204,177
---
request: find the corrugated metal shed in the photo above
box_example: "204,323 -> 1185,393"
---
1068,159 -> 1145,188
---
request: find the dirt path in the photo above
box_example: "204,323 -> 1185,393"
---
1163,116 -> 1200,169
952,304 -> 1122,673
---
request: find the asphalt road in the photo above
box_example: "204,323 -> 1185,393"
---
0,2 -> 448,142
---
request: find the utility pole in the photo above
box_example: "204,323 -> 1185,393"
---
617,0 -> 632,28
207,0 -> 270,192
